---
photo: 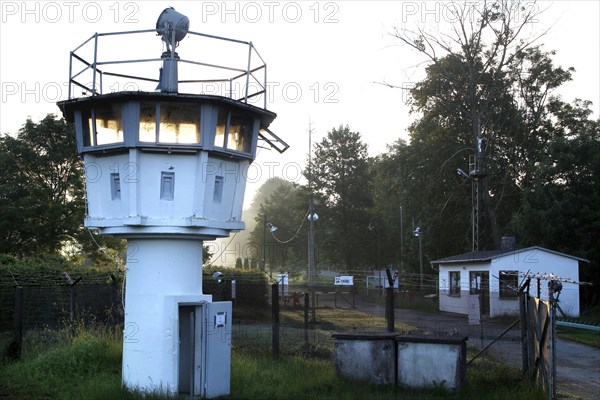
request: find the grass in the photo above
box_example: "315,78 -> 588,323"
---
281,306 -> 416,332
231,351 -> 545,400
0,318 -> 547,400
1,339 -> 540,400
556,326 -> 600,349
230,306 -> 419,359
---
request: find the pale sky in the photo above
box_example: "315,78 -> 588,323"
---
1,0 -> 598,208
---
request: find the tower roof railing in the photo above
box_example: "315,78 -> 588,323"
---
67,28 -> 269,109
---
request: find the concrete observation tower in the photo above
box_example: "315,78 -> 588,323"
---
57,7 -> 287,398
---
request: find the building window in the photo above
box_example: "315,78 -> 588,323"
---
469,271 -> 488,295
139,102 -> 157,142
160,172 -> 175,200
213,176 -> 224,203
139,102 -> 200,144
94,103 -> 124,145
449,271 -> 460,296
227,112 -> 252,153
499,270 -> 519,298
82,104 -> 124,146
214,108 -> 253,153
110,173 -> 121,200
158,103 -> 200,144
214,109 -> 227,147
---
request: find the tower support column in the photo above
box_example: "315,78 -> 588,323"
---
121,238 -> 211,393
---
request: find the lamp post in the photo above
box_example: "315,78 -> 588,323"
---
262,215 -> 278,277
307,209 -> 318,322
414,226 -> 423,290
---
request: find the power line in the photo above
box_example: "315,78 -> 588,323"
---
269,212 -> 309,244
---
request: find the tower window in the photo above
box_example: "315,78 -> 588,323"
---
110,173 -> 121,200
160,172 -> 175,200
213,176 -> 224,203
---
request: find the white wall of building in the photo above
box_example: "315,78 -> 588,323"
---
490,249 -> 580,317
438,248 -> 581,317
84,151 -> 248,235
438,262 -> 488,315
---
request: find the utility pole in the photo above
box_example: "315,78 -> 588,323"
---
308,119 -> 316,323
263,214 -> 268,276
399,206 -> 403,272
470,137 -> 486,251
414,226 -> 423,290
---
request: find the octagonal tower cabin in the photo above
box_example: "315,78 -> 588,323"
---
57,8 -> 287,398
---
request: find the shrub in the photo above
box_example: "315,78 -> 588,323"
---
203,267 -> 269,307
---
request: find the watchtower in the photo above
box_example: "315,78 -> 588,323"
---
57,7 -> 287,397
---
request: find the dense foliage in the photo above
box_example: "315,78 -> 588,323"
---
0,115 -> 84,256
250,1 -> 599,307
0,1 -> 596,307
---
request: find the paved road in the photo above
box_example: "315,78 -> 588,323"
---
351,299 -> 600,400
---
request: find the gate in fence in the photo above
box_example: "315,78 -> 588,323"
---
519,277 -> 558,400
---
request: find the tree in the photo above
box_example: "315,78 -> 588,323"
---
513,99 -> 600,306
0,114 -> 129,268
247,179 -> 308,273
392,0 -> 573,250
306,125 -> 373,271
0,114 -> 84,255
202,245 -> 214,265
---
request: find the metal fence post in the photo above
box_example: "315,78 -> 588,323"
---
549,284 -> 556,400
272,282 -> 279,359
385,269 -> 395,332
304,292 -> 309,343
13,286 -> 24,359
519,290 -> 529,377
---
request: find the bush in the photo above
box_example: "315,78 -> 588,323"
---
0,253 -> 117,287
203,267 -> 269,307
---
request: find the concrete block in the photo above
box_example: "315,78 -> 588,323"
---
332,333 -> 397,385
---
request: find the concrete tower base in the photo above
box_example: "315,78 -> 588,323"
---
121,238 -> 212,394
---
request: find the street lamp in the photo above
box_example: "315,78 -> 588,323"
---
414,226 -> 423,290
262,215 -> 278,277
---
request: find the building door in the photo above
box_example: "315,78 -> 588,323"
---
469,271 -> 490,315
178,302 -> 232,398
178,305 -> 200,396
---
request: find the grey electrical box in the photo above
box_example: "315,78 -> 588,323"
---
203,301 -> 232,398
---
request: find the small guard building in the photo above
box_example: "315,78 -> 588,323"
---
432,240 -> 588,318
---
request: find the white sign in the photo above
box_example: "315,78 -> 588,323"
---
334,276 -> 354,286
277,273 -> 289,296
277,273 -> 289,286
384,275 -> 399,289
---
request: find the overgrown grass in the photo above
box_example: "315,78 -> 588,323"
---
231,352 -> 544,400
1,315 -> 546,400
